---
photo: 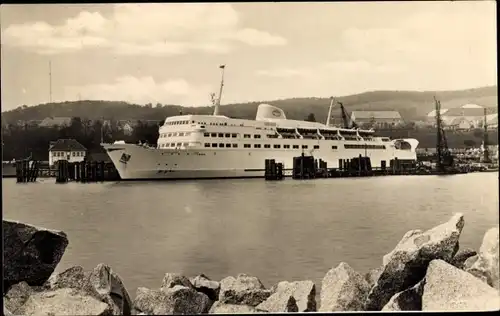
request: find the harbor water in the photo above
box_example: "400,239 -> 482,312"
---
2,173 -> 498,297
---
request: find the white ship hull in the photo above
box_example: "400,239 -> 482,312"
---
102,142 -> 418,180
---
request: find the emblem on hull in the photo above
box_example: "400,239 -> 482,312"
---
120,153 -> 131,163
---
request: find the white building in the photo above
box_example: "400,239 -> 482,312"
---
49,139 -> 87,166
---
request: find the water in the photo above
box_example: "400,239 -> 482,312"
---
3,173 -> 498,297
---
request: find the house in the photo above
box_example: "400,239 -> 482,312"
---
350,111 -> 404,128
48,139 -> 87,166
486,113 -> 498,129
427,104 -> 498,129
39,117 -> 72,128
445,117 -> 474,131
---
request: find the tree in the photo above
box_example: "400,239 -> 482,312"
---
305,113 -> 316,122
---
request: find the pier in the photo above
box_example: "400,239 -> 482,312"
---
55,160 -> 120,183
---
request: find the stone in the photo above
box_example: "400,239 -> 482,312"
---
162,273 -> 194,290
4,281 -> 35,314
3,220 -> 69,293
365,213 -> 464,311
422,259 -> 500,311
271,280 -> 316,312
209,301 -> 267,314
46,266 -> 87,290
382,279 -> 425,311
364,267 -> 383,288
3,306 -> 14,316
219,274 -> 271,306
319,262 -> 370,312
256,291 -> 298,313
466,226 -> 499,290
450,248 -> 477,269
463,255 -> 478,270
190,274 -> 221,301
21,288 -> 111,316
133,285 -> 211,315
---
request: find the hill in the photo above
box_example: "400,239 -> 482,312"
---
1,86 -> 497,123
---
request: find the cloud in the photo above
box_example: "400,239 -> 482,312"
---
64,76 -> 214,106
2,3 -> 287,56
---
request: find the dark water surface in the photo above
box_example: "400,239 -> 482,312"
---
3,173 -> 498,297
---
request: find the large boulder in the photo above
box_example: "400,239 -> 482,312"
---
319,262 -> 370,312
364,267 -> 383,288
422,259 -> 500,311
4,282 -> 35,314
256,292 -> 298,312
381,280 -> 425,311
133,285 -> 211,315
162,273 -> 194,290
3,220 -> 69,293
218,274 -> 271,306
21,288 -> 111,316
465,226 -> 499,290
271,280 -> 316,312
365,213 -> 464,310
209,301 -> 267,314
190,274 -> 221,301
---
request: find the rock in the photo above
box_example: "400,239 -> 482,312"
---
133,285 -> 211,315
219,274 -> 271,306
256,291 -> 298,313
319,262 -> 370,312
463,255 -> 478,270
271,280 -> 316,312
21,288 -> 111,316
46,266 -> 87,290
162,273 -> 194,290
466,226 -> 499,290
450,248 -> 477,269
4,281 -> 35,314
3,220 -> 69,293
364,267 -> 383,288
190,274 -> 221,301
209,301 -> 267,314
3,306 -> 14,316
422,259 -> 500,311
365,213 -> 464,310
87,263 -> 133,315
382,279 -> 425,311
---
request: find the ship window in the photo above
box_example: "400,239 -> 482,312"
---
72,152 -> 75,156
176,143 -> 182,146
244,134 -> 251,138
185,132 -> 191,136
211,143 -> 218,147
284,145 -> 290,149
231,133 -> 237,138
170,143 -> 175,147
293,145 -> 299,149
244,144 -> 251,148
204,133 -> 210,137
302,145 -> 308,149
225,143 -> 231,148
224,122 -> 227,126
332,145 -> 338,149
218,133 -> 224,137
273,144 -> 280,149
167,133 -> 172,137
183,143 -> 189,147
232,144 -> 238,148
191,120 -> 195,123
219,143 -> 224,148
178,132 -> 184,136
225,133 -> 230,137
264,144 -> 271,148
254,144 -> 261,148
211,133 -> 217,137
314,145 -> 320,149
254,134 -> 261,138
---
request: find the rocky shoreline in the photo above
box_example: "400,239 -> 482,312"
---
3,214 -> 499,315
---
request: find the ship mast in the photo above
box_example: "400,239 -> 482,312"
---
213,65 -> 226,116
326,97 -> 334,126
49,60 -> 52,103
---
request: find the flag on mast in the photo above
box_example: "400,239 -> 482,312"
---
219,64 -> 225,69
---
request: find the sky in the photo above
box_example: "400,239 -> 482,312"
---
0,1 -> 497,111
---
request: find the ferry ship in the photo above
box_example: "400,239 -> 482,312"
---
102,66 -> 419,180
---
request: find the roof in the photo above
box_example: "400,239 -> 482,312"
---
350,111 -> 402,120
461,103 -> 483,108
49,139 -> 86,151
39,117 -> 72,127
427,109 -> 450,117
443,107 -> 497,117
487,113 -> 498,125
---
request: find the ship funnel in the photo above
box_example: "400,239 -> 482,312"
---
256,104 -> 287,121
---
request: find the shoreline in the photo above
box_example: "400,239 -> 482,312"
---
3,214 -> 499,314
